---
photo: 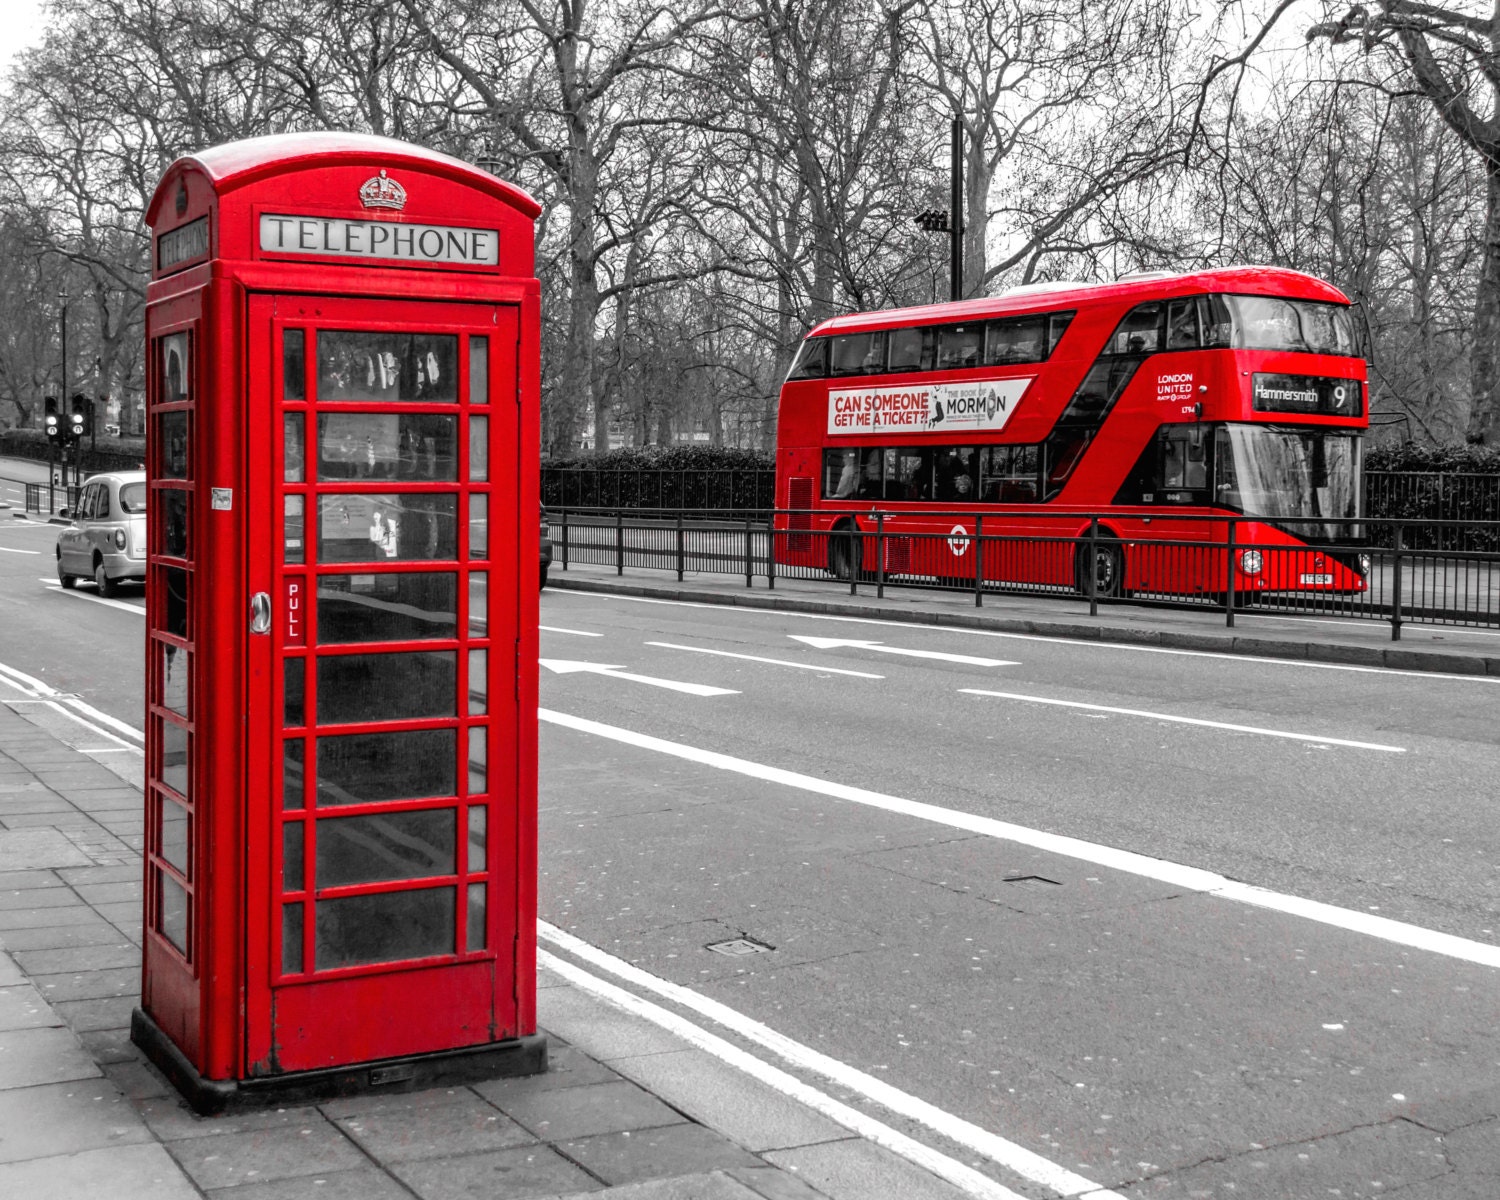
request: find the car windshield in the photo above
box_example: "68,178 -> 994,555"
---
119,483 -> 146,513
1215,425 -> 1361,523
1223,295 -> 1358,356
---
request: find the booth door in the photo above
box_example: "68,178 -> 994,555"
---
247,295 -> 519,1074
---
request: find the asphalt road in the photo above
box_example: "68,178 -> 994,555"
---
2,541 -> 1496,1197
532,589 -> 1500,1196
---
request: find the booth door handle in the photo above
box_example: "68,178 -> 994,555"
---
249,591 -> 272,635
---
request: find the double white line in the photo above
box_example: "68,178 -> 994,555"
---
0,660 -> 144,754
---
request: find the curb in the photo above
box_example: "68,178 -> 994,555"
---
549,575 -> 1500,677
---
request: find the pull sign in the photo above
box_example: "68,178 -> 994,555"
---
285,578 -> 305,646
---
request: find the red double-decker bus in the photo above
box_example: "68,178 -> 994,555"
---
773,266 -> 1370,599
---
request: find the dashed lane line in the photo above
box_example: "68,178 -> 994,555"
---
538,708 -> 1500,970
959,689 -> 1406,752
646,640 -> 884,679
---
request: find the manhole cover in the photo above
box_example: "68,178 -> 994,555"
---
705,936 -> 774,957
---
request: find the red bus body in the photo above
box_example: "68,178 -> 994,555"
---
773,267 -> 1369,598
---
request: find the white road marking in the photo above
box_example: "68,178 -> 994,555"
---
790,635 -> 1018,668
538,709 -> 1500,970
539,658 -> 739,697
0,660 -> 144,743
540,625 -> 604,637
0,546 -> 39,554
540,928 -> 1104,1199
959,689 -> 1406,753
41,582 -> 146,615
647,641 -> 884,679
557,592 -> 1500,683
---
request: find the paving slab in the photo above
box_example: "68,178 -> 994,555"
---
0,981 -> 59,1030
390,1143 -> 601,1200
12,941 -> 141,973
475,1041 -> 624,1101
0,1141 -> 200,1199
0,1024 -> 101,1088
0,885 -> 84,910
764,1139 -> 976,1200
559,1123 -> 762,1186
496,1078 -> 688,1141
0,828 -> 91,871
332,1089 -> 536,1162
32,965 -> 141,1002
165,1117 -> 369,1190
140,1094 -> 329,1142
538,983 -> 691,1061
608,1049 -> 847,1153
0,919 -> 136,950
54,993 -> 137,1031
203,1165 -> 417,1199
0,870 -> 65,890
0,1077 -> 153,1163
543,1172 -> 768,1200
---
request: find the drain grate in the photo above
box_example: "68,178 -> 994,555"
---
705,936 -> 774,957
1002,875 -> 1061,886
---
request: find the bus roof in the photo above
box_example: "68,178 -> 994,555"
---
807,266 -> 1350,338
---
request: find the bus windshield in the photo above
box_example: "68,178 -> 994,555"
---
1220,295 -> 1358,356
1215,425 -> 1361,521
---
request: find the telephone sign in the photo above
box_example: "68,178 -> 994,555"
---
134,133 -> 544,1112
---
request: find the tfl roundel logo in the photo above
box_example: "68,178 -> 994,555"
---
359,170 -> 407,211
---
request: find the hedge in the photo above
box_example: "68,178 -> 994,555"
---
0,428 -> 146,474
542,445 -> 774,510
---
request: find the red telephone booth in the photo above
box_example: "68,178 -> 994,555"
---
133,133 -> 545,1111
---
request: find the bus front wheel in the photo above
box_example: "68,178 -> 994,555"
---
827,524 -> 859,582
1075,538 -> 1124,600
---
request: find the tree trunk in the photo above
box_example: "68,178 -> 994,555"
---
1468,166 -> 1500,444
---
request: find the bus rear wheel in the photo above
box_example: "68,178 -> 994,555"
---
1075,538 -> 1123,600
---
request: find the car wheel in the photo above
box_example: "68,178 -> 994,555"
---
540,564 -> 549,590
94,557 -> 117,598
57,554 -> 77,590
827,524 -> 859,581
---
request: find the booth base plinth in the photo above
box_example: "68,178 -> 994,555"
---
131,1008 -> 548,1116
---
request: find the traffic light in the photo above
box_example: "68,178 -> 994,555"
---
43,396 -> 61,441
914,209 -> 950,233
69,394 -> 90,441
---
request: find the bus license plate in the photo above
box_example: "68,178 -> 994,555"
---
1299,572 -> 1333,585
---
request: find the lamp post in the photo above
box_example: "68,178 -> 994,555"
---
913,115 -> 965,302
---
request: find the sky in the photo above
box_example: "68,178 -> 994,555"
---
0,0 -> 47,75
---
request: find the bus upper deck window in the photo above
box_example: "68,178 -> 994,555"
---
985,316 -> 1045,365
787,338 -> 828,380
1046,311 -> 1074,355
1198,296 -> 1233,347
1108,303 -> 1164,356
888,326 -> 932,372
937,325 -> 983,370
1166,299 -> 1199,350
831,331 -> 886,376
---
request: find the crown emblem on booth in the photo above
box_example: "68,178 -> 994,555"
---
359,170 -> 407,211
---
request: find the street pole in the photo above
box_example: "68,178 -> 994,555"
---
949,116 -> 963,302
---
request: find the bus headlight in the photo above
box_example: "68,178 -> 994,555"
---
1239,550 -> 1263,576
1358,553 -> 1372,576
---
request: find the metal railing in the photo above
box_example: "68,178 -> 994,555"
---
1364,470 -> 1500,531
545,506 -> 1500,640
24,480 -> 81,516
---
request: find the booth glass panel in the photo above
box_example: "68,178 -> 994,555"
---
467,649 -> 487,714
469,416 -> 488,480
161,797 -> 189,873
316,413 -> 458,481
282,739 -> 305,810
315,887 -> 456,968
467,806 -> 486,870
467,883 -> 486,951
467,726 -> 486,795
283,330 -> 305,401
161,644 -> 189,715
284,658 -> 305,726
282,904 -> 304,974
283,822 -> 304,890
159,871 -> 188,954
317,332 -> 458,402
316,809 -> 456,887
315,728 -> 457,805
158,412 -> 190,479
469,337 -> 488,405
160,332 -> 190,403
468,493 -> 488,559
284,415 -> 305,481
316,494 -> 457,562
160,719 -> 189,797
284,496 -> 305,563
160,490 -> 189,558
316,652 -> 456,723
467,572 -> 486,636
316,572 -> 457,642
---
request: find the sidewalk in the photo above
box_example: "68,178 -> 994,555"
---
0,701 -> 943,1200
546,560 -> 1500,676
